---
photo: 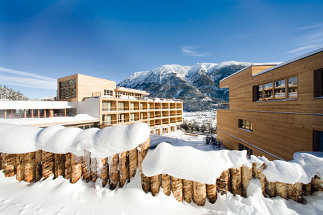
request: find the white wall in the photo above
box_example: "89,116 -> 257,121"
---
77,97 -> 100,118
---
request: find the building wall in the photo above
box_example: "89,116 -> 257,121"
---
57,74 -> 116,102
99,97 -> 183,132
217,51 -> 323,160
77,97 -> 100,118
220,52 -> 323,114
217,109 -> 323,160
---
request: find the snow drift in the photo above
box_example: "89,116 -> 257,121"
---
0,122 -> 150,158
142,142 -> 323,185
142,142 -> 250,184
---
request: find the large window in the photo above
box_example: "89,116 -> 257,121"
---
314,69 -> 323,97
118,102 -> 125,111
274,79 -> 286,99
253,76 -> 298,102
102,101 -> 112,111
59,79 -> 76,99
102,115 -> 112,125
130,102 -> 135,111
118,114 -> 125,123
264,83 -> 273,100
130,113 -> 135,121
288,77 -> 298,98
238,119 -> 253,132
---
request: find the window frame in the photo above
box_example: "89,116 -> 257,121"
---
314,68 -> 323,98
253,76 -> 298,102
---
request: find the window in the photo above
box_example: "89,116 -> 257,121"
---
104,89 -> 113,96
118,114 -> 125,123
118,102 -> 125,111
264,83 -> 273,100
130,113 -> 135,121
314,69 -> 323,97
253,85 -> 264,101
103,115 -> 112,125
313,131 -> 323,152
238,119 -> 253,132
130,102 -> 135,111
59,79 -> 76,99
238,143 -> 253,158
274,79 -> 286,99
102,101 -> 112,111
288,77 -> 298,98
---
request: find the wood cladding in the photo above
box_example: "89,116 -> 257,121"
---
218,51 -> 323,161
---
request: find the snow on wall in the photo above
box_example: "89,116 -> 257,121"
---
142,142 -> 323,185
142,142 -> 250,184
77,97 -> 100,118
0,122 -> 150,158
252,152 -> 323,184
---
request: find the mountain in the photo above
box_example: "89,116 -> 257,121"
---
119,61 -> 251,111
0,85 -> 28,100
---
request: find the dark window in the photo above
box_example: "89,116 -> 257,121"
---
238,119 -> 253,131
238,143 -> 253,157
313,131 -> 323,152
59,79 -> 76,99
314,69 -> 323,97
104,90 -> 113,96
253,85 -> 264,101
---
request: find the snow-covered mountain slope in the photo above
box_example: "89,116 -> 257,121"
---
0,85 -> 28,101
119,62 -> 251,111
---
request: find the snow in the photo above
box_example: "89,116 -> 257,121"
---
0,170 -> 322,215
142,142 -> 249,184
0,123 -> 41,153
183,111 -> 217,127
0,122 -> 150,157
150,130 -> 221,151
252,152 -> 323,184
0,114 -> 99,126
0,100 -> 76,110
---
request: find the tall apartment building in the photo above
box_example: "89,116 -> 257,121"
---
0,74 -> 183,133
217,48 -> 323,160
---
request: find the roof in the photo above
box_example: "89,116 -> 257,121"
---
116,86 -> 149,95
253,47 -> 323,77
220,63 -> 281,82
0,100 -> 76,110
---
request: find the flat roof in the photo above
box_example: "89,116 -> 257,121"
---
116,86 -> 149,95
0,100 -> 77,110
253,47 -> 323,77
0,114 -> 99,127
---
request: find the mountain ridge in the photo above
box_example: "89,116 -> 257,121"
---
119,61 -> 252,111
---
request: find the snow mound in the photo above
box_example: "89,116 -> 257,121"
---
0,122 -> 150,157
142,142 -> 249,184
252,153 -> 323,184
0,123 -> 41,153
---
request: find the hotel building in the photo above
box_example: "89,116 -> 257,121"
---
0,74 -> 183,134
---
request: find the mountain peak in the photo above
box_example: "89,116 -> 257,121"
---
119,61 -> 251,111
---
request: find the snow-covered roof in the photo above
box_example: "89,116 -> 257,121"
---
253,47 -> 323,77
220,63 -> 281,83
0,100 -> 76,110
116,86 -> 149,95
0,114 -> 99,126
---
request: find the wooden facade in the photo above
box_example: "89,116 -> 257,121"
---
217,50 -> 323,160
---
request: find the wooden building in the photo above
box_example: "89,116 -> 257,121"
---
217,48 -> 323,160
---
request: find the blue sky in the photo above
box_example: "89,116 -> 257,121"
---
1,0 -> 323,98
